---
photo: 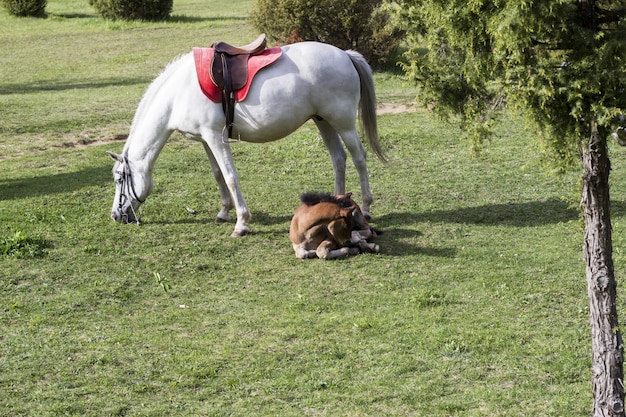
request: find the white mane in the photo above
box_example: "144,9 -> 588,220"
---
124,53 -> 190,154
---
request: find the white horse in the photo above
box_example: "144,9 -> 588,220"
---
107,40 -> 384,236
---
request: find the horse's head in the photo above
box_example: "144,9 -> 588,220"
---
107,151 -> 152,224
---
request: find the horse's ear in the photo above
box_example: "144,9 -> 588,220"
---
106,151 -> 123,162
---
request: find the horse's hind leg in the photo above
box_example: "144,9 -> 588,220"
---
201,141 -> 234,223
314,118 -> 347,195
314,117 -> 373,218
337,128 -> 373,219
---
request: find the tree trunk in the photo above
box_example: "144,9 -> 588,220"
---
582,128 -> 625,416
577,0 -> 597,30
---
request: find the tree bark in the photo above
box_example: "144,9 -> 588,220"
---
578,0 -> 597,30
582,128 -> 625,416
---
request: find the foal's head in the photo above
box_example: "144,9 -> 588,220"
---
301,192 -> 371,231
334,193 -> 371,231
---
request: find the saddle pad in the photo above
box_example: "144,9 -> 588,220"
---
193,46 -> 283,103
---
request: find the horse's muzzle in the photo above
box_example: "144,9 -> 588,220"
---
111,211 -> 121,222
111,209 -> 136,224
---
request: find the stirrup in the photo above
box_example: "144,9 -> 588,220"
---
222,125 -> 241,144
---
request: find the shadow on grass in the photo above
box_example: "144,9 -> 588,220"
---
121,200 -> 592,257
151,199 -> 626,229
0,165 -> 111,201
251,212 -> 292,226
47,12 -> 248,23
51,13 -> 96,19
377,199 -> 580,228
366,214 -> 450,257
378,227 -> 455,257
0,76 -> 152,95
168,15 -> 248,23
150,212 -> 293,226
369,199 -> 582,257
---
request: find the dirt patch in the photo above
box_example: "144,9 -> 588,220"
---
56,134 -> 128,150
2,105 -> 415,160
377,103 -> 417,115
53,105 -> 415,150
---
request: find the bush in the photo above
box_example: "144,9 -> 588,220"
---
251,0 -> 405,68
2,0 -> 46,17
1,231 -> 48,258
88,0 -> 172,21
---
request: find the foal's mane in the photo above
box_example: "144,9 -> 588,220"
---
300,192 -> 354,208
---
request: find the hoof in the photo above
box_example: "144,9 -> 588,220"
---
349,247 -> 361,256
231,228 -> 250,237
215,215 -> 230,223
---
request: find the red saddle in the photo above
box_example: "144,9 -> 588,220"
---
193,46 -> 283,104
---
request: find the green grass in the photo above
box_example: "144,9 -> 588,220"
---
3,1 -> 626,415
0,0 -> 257,159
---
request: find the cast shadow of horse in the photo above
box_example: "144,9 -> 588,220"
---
151,211 -> 293,227
370,199 -> 581,257
370,213 -> 450,258
153,199 -> 583,257
415,199 -> 580,227
0,76 -> 152,95
1,165 -> 111,201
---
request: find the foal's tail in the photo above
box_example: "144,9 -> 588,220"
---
346,50 -> 386,162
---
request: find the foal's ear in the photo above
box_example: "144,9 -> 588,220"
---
340,207 -> 356,221
106,151 -> 124,162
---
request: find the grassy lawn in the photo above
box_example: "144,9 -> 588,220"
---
3,1 -> 626,416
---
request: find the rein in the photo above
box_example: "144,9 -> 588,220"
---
116,155 -> 144,224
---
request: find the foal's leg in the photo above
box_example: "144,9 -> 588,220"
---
293,245 -> 318,259
201,141 -> 234,223
316,240 -> 359,260
202,133 -> 251,237
314,118 -> 347,195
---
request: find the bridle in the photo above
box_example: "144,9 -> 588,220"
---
116,155 -> 144,225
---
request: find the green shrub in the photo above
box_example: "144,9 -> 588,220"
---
1,231 -> 48,258
1,0 -> 46,17
87,0 -> 172,21
251,0 -> 404,68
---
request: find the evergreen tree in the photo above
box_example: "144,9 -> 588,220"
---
401,1 -> 626,414
2,0 -> 46,17
251,0 -> 404,68
88,0 -> 172,21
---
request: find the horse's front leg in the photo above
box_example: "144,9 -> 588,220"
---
201,141 -> 234,223
203,135 -> 251,237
